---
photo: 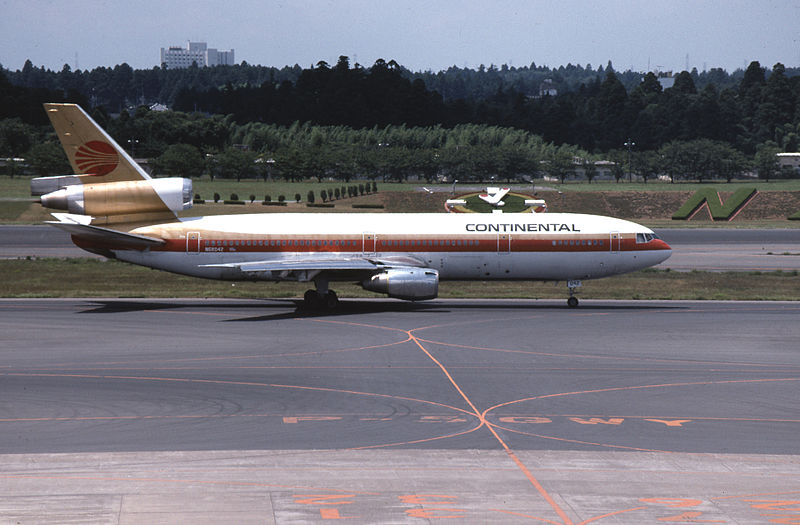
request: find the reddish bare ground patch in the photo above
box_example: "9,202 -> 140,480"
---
378,190 -> 800,221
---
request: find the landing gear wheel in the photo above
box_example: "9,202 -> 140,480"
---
302,289 -> 339,310
325,290 -> 339,309
567,296 -> 579,308
303,289 -> 318,307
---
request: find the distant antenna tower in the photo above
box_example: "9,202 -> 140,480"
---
685,53 -> 689,71
74,52 -> 79,70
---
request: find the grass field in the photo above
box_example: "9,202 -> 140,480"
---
2,258 -> 797,301
4,175 -> 800,200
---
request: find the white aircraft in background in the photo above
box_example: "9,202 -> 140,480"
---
32,103 -> 671,308
478,186 -> 510,206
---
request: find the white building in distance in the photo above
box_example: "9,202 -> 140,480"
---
160,42 -> 235,69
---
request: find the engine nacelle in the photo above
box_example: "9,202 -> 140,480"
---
362,268 -> 439,301
39,178 -> 192,216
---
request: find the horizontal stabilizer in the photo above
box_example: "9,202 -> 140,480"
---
46,214 -> 164,249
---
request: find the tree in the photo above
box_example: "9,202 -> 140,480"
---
26,142 -> 70,176
580,156 -> 598,183
754,142 -> 781,181
212,148 -> 257,181
546,146 -> 576,184
154,143 -> 205,178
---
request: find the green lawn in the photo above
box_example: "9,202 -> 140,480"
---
1,258 -> 798,301
5,175 -> 800,201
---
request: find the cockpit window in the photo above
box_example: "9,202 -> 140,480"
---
636,233 -> 656,243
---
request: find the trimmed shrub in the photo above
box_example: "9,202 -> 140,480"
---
672,187 -> 757,221
352,203 -> 384,209
295,193 -> 301,203
213,192 -> 220,203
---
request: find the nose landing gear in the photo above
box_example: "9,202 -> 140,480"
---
567,280 -> 582,308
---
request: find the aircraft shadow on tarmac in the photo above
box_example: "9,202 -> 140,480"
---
77,298 -> 683,323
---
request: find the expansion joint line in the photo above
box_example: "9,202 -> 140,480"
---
406,329 -> 574,525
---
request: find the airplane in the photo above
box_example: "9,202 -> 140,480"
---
478,186 -> 510,206
31,103 -> 672,309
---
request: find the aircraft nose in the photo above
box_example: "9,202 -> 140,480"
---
653,239 -> 672,263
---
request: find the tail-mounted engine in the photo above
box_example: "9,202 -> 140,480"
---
36,177 -> 193,216
362,268 -> 439,300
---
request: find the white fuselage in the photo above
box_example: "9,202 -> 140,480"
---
87,212 -> 672,283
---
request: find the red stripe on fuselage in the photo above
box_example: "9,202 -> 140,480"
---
147,235 -> 671,254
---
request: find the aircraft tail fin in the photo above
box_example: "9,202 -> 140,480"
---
44,103 -> 150,183
33,104 -> 191,225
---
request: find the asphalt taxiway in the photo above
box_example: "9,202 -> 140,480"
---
2,298 -> 799,523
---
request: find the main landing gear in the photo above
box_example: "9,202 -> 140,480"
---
302,278 -> 339,310
303,289 -> 339,310
566,280 -> 582,308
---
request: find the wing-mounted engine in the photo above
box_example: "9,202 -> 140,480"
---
36,177 -> 193,216
362,268 -> 439,300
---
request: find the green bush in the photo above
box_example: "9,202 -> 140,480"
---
352,203 -> 384,209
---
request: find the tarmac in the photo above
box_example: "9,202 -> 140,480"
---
2,298 -> 799,524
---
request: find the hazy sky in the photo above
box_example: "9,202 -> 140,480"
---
2,0 -> 799,73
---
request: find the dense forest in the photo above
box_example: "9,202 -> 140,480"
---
1,56 -> 799,183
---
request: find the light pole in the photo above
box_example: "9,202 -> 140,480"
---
624,138 -> 635,182
451,179 -> 458,197
128,138 -> 139,157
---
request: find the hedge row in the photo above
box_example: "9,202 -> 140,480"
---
672,187 -> 757,221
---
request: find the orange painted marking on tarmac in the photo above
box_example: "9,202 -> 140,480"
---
645,419 -> 693,427
283,416 -> 343,424
486,508 -> 567,525
499,416 -> 553,424
415,337 -> 797,369
24,337 -> 412,371
711,491 -> 800,501
574,506 -> 648,524
405,508 -> 467,519
641,498 -> 704,508
483,377 -> 800,417
568,417 -> 624,425
490,423 -> 674,453
657,511 -> 724,522
319,508 -> 358,519
294,494 -> 356,505
406,331 -> 575,525
0,473 -> 379,494
347,421 -> 485,451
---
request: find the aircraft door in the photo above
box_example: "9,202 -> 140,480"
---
186,231 -> 200,254
497,234 -> 511,254
609,231 -> 620,254
362,232 -> 376,255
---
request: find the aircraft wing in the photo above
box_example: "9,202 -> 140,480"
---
202,254 -> 429,275
46,213 -> 165,249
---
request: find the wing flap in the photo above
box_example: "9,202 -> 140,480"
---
202,257 -> 378,273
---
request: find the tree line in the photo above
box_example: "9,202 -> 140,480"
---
1,56 -> 799,183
